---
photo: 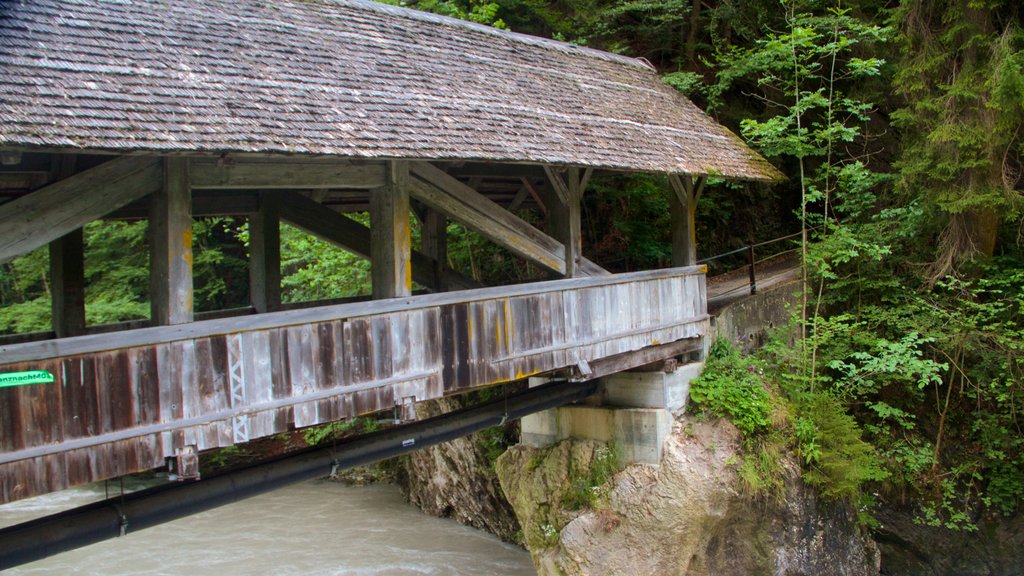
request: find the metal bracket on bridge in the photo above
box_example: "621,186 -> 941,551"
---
166,445 -> 200,481
395,396 -> 417,424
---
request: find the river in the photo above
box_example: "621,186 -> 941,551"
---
0,480 -> 535,575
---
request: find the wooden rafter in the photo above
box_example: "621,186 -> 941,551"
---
544,166 -> 594,278
277,191 -> 478,291
0,156 -> 162,263
409,162 -> 607,277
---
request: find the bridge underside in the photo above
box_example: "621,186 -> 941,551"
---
0,152 -> 708,504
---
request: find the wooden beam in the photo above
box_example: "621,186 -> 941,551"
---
150,158 -> 193,325
409,162 -> 608,277
507,185 -> 530,212
669,174 -> 697,267
370,161 -> 412,299
422,208 -> 448,292
587,338 -> 704,381
188,158 -> 386,190
545,167 -> 592,278
543,166 -> 571,206
0,156 -> 162,263
279,192 -> 372,255
521,178 -> 547,215
109,190 -> 261,219
0,265 -> 705,363
693,176 -> 706,203
277,191 -> 478,292
444,163 -> 546,180
249,191 -> 281,313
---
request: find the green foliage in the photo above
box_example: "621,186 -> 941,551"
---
702,333 -> 886,504
737,433 -> 788,501
0,220 -> 153,333
191,218 -> 249,312
561,443 -> 621,511
795,393 -> 889,501
477,425 -> 514,470
663,71 -> 704,97
278,221 -> 372,303
202,445 -> 242,470
690,339 -> 773,436
303,417 -> 382,446
889,0 -> 1023,273
0,295 -> 51,334
383,0 -> 507,28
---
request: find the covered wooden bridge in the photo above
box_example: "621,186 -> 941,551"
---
0,0 -> 778,503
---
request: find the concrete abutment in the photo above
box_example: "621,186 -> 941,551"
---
521,361 -> 704,465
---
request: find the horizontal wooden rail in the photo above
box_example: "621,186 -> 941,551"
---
0,266 -> 704,364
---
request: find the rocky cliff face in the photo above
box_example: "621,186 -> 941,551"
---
397,396 -> 521,542
496,417 -> 880,575
873,505 -> 1024,576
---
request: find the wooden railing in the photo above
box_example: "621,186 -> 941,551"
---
0,266 -> 708,503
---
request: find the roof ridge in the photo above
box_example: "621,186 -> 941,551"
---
315,0 -> 656,72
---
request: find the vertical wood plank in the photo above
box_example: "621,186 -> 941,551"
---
371,160 -> 411,299
150,157 -> 194,325
130,347 -> 160,426
156,343 -> 180,456
286,324 -> 317,427
314,321 -> 342,423
100,351 -> 134,432
344,318 -> 374,385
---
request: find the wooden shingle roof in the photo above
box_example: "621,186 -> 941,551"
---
0,0 -> 780,180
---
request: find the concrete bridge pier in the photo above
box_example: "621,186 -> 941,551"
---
520,360 -> 705,465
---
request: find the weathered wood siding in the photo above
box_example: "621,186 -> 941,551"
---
0,267 -> 707,503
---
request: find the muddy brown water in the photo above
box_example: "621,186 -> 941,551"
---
0,480 -> 534,575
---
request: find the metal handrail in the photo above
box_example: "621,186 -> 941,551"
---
700,229 -> 805,296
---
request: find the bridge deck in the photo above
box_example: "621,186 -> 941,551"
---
0,266 -> 707,503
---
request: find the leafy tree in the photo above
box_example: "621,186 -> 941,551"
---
890,0 -> 1023,279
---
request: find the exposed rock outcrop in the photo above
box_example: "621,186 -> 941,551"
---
496,417 -> 880,575
397,396 -> 521,542
874,505 -> 1024,576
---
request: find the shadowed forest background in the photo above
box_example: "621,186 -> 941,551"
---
1,0 -> 1021,533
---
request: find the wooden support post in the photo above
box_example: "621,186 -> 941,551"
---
422,208 -> 448,292
544,166 -> 591,278
249,191 -> 281,313
669,174 -> 697,267
150,158 -> 193,325
747,243 -> 757,295
47,155 -> 86,337
371,161 -> 412,299
49,229 -> 86,337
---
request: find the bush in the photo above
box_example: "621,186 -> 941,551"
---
690,338 -> 773,436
